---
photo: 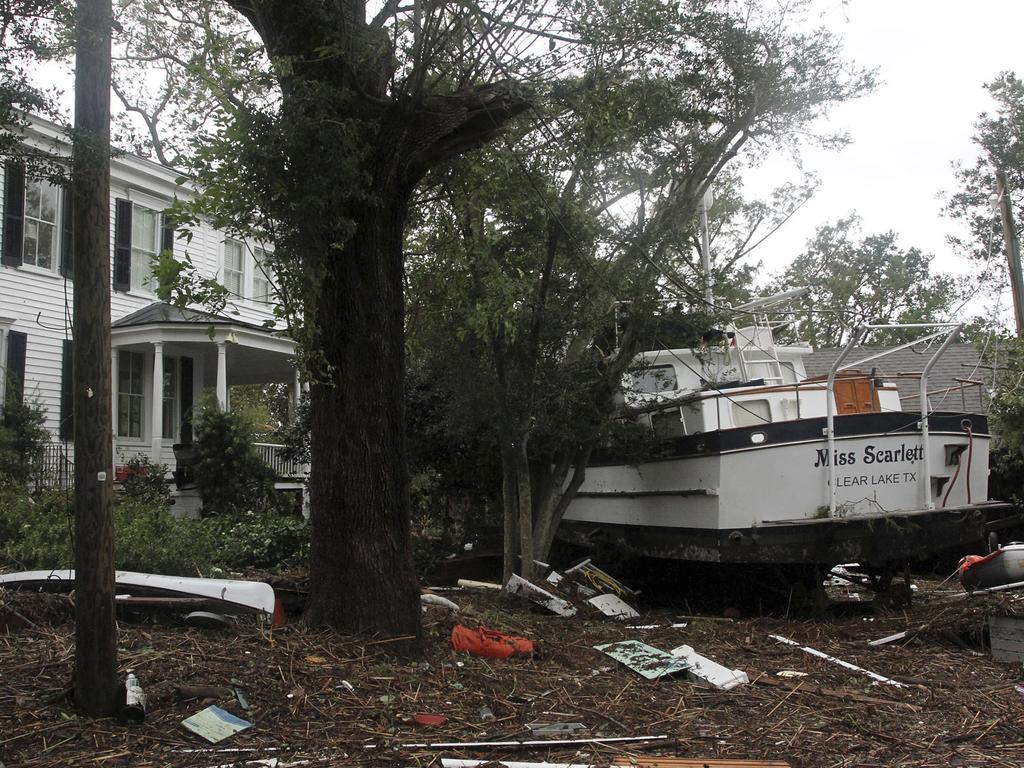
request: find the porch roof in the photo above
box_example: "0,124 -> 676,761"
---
112,301 -> 266,330
111,302 -> 297,385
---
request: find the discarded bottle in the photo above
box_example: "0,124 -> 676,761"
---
117,670 -> 147,725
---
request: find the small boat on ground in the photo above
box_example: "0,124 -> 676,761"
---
559,291 -> 1021,591
960,543 -> 1024,590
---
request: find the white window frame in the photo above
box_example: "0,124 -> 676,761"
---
161,356 -> 179,441
130,204 -> 160,294
223,238 -> 245,298
252,245 -> 273,305
23,177 -> 60,272
117,350 -> 146,439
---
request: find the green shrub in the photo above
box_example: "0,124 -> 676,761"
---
119,454 -> 172,507
114,499 -> 214,574
193,397 -> 278,516
0,398 -> 49,489
0,489 -> 306,574
205,511 -> 309,569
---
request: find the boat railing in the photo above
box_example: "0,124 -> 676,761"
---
825,323 -> 964,517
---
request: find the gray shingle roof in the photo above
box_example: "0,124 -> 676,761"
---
803,343 -> 992,415
112,302 -> 266,331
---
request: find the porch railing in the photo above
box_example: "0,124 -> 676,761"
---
253,442 -> 308,480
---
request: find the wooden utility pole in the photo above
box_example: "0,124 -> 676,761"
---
72,0 -> 118,716
996,170 -> 1024,336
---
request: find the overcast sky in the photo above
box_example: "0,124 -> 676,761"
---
744,0 -> 1024,305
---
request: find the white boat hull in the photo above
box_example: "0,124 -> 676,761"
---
561,412 -> 1017,565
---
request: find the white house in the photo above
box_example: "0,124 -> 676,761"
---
0,116 -> 303,498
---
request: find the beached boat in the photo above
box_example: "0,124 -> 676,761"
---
559,292 -> 1020,577
960,544 -> 1024,590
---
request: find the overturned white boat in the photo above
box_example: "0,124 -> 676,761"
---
560,292 -> 1019,574
0,569 -> 276,615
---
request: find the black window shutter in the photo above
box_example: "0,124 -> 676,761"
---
60,339 -> 73,440
4,330 -> 27,420
60,185 -> 74,278
180,356 -> 193,444
113,198 -> 132,291
2,162 -> 25,267
161,212 -> 174,256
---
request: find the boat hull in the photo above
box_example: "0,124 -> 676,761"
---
561,412 -> 1019,566
960,544 -> 1024,590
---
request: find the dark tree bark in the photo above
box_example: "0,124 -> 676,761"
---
226,1 -> 529,653
72,0 -> 117,716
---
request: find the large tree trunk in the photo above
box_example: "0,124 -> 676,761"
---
304,182 -> 422,655
72,0 -> 118,716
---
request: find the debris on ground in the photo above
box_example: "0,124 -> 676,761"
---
181,704 -> 253,743
669,645 -> 749,690
3,575 -> 1024,767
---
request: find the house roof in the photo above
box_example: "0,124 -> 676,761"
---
112,302 -> 268,331
803,342 -> 992,414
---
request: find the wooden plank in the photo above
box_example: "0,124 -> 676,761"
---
988,615 -> 1024,662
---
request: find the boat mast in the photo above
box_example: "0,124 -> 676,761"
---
699,187 -> 714,307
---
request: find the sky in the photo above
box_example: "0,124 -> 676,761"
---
743,0 -> 1024,301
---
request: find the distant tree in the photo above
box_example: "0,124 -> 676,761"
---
0,1 -> 72,152
771,216 -> 963,348
945,72 -> 1024,295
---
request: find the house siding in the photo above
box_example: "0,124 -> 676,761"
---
0,117 -> 282,454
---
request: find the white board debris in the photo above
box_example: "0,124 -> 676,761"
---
669,644 -> 749,690
505,574 -> 577,617
587,594 -> 639,620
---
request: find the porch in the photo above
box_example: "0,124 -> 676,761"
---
109,302 -> 305,477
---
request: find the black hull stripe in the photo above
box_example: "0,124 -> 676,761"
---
591,411 -> 988,466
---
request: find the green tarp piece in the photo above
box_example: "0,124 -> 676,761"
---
594,640 -> 690,679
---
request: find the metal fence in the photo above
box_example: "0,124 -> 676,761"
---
33,442 -> 73,492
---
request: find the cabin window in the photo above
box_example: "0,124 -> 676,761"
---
23,177 -> 59,270
223,238 -> 245,297
162,357 -> 179,440
253,246 -> 274,304
634,364 -> 677,393
131,205 -> 159,292
117,350 -> 145,438
651,407 -> 687,439
732,398 -> 771,427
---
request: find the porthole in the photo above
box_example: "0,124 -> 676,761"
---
750,431 -> 767,445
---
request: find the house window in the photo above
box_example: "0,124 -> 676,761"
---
253,246 -> 273,304
23,178 -> 59,270
162,357 -> 178,439
131,205 -> 159,292
117,350 -> 145,438
223,239 -> 244,297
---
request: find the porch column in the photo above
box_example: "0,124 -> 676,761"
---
151,342 -> 164,463
216,341 -> 227,409
111,349 -> 119,462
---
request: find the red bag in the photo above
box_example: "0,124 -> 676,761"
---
450,623 -> 535,659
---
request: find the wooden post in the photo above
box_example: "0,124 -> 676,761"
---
996,170 -> 1024,336
72,0 -> 118,716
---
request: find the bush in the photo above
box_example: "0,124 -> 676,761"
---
0,489 -> 307,574
193,397 -> 278,516
119,454 -> 172,507
0,398 -> 49,488
0,490 -> 213,574
205,511 -> 309,569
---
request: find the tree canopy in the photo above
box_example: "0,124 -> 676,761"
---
770,216 -> 963,347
